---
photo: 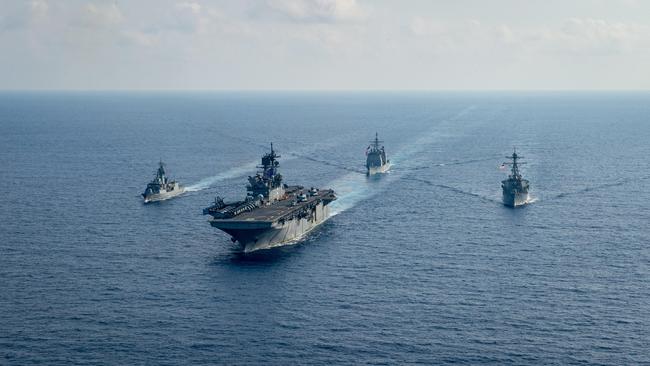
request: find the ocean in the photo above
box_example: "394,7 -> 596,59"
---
1,91 -> 649,365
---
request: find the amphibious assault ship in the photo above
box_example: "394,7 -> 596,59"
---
142,161 -> 185,203
501,149 -> 530,207
203,144 -> 337,253
366,133 -> 390,175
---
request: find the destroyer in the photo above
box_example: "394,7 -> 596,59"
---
501,149 -> 530,207
203,144 -> 337,252
365,132 -> 390,175
142,161 -> 185,203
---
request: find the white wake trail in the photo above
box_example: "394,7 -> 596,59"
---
328,172 -> 393,216
185,162 -> 258,192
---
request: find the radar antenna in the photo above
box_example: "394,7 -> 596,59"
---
502,147 -> 526,179
370,132 -> 384,150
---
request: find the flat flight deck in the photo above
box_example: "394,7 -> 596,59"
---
210,189 -> 336,223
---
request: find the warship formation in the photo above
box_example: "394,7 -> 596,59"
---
142,161 -> 185,203
143,139 -> 533,252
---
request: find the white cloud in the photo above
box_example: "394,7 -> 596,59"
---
177,1 -> 202,15
262,0 -> 364,22
408,16 -> 650,57
408,17 -> 517,55
3,1 -> 650,89
120,30 -> 160,47
0,0 -> 46,30
75,2 -> 124,28
553,17 -> 650,53
30,0 -> 48,20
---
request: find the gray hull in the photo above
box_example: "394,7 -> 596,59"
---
211,202 -> 330,253
502,191 -> 529,207
501,151 -> 529,207
211,203 -> 329,253
143,185 -> 185,203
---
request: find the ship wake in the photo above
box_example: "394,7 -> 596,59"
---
185,162 -> 259,192
548,175 -> 650,201
407,155 -> 501,171
290,154 -> 365,174
328,171 -> 396,216
407,177 -> 502,204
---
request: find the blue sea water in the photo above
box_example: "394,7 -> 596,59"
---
1,91 -> 649,365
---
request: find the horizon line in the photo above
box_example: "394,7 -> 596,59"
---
1,88 -> 650,93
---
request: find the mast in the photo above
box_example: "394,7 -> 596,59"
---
249,143 -> 284,201
260,142 -> 280,171
504,148 -> 525,180
370,132 -> 383,151
156,160 -> 167,184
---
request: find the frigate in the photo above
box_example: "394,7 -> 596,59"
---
203,144 -> 337,253
142,161 -> 185,203
501,149 -> 530,207
366,132 -> 390,175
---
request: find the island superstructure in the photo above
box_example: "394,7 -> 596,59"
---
142,161 -> 184,203
366,132 -> 390,175
203,144 -> 337,252
501,149 -> 530,207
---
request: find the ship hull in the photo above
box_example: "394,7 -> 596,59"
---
502,190 -> 529,207
143,185 -> 185,203
211,202 -> 331,253
367,163 -> 390,175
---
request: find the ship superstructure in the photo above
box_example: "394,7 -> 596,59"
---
365,132 -> 390,175
142,161 -> 185,203
203,144 -> 337,252
501,149 -> 530,207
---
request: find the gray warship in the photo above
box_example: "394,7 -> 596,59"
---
366,132 -> 390,175
501,149 -> 530,207
203,144 -> 337,253
142,161 -> 185,203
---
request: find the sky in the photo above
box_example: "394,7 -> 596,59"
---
1,0 -> 650,90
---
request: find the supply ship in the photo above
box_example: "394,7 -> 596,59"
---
203,144 -> 337,252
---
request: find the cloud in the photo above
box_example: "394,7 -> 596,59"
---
0,0 -> 48,30
408,16 -> 650,57
3,1 -> 650,90
30,0 -> 48,20
259,0 -> 364,22
73,2 -> 125,29
162,1 -> 225,34
408,17 -> 516,54
553,17 -> 650,53
120,29 -> 160,47
177,1 -> 202,15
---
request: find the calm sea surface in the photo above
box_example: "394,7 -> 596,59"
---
1,92 -> 649,365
